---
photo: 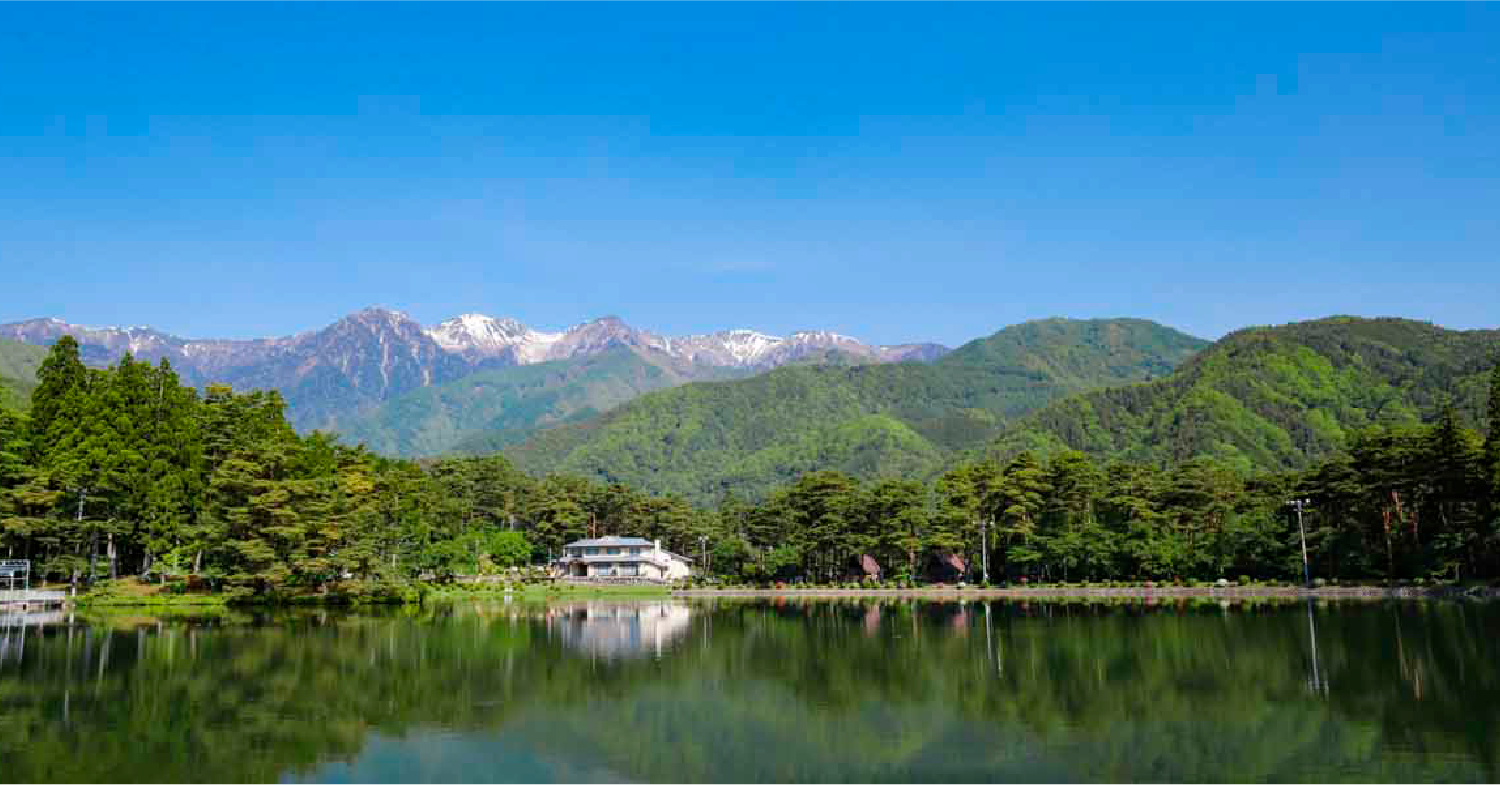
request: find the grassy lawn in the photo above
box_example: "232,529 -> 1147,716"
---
72,577 -> 229,607
429,582 -> 672,599
64,577 -> 675,606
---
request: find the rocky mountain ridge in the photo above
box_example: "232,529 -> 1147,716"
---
0,308 -> 948,429
422,312 -> 947,368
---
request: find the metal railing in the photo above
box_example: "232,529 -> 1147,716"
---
0,559 -> 31,593
559,575 -> 673,585
0,589 -> 65,605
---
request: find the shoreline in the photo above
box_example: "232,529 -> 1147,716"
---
671,585 -> 1500,600
58,582 -> 671,608
44,583 -> 1500,609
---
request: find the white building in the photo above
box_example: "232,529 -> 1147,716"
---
555,536 -> 694,582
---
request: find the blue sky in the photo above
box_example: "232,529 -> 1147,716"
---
1,4 -> 1496,346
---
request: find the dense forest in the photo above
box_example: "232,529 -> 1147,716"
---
339,347 -> 750,458
508,319 -> 1206,504
507,318 -> 1497,507
989,317 -> 1500,472
2,333 -> 1499,596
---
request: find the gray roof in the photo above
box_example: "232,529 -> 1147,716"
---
559,554 -> 663,564
565,536 -> 655,547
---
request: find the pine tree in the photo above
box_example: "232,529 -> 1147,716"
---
859,479 -> 928,580
0,408 -> 30,490
1043,451 -> 1107,581
1481,361 -> 1500,576
28,336 -> 89,465
780,471 -> 859,581
996,452 -> 1052,579
135,359 -> 202,579
1421,404 -> 1482,579
1486,362 -> 1500,498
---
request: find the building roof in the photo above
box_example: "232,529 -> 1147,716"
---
565,536 -> 656,547
558,551 -> 693,564
560,554 -> 663,564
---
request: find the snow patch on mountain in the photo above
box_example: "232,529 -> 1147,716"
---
718,329 -> 784,363
419,313 -> 948,369
425,314 -> 565,363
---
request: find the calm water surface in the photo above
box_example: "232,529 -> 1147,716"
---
0,598 -> 1495,783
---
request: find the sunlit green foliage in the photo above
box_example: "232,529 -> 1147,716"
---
339,347 -> 751,458
4,325 -> 1499,593
989,317 -> 1500,472
510,319 -> 1206,504
0,337 -> 47,410
0,339 -> 714,595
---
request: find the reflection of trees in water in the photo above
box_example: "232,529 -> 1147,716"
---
0,600 -> 1493,782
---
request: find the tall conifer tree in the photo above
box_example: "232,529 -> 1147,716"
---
1486,361 -> 1500,497
28,335 -> 88,465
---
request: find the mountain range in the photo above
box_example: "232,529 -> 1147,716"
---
7,308 -> 1492,505
506,318 -> 1209,502
986,316 -> 1500,472
503,315 -> 1497,503
425,313 -> 946,368
0,309 -> 948,432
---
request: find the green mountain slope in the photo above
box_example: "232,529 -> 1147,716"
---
987,317 -> 1500,472
0,338 -> 47,410
336,348 -> 750,457
507,319 -> 1207,502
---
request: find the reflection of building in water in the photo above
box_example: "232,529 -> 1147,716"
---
0,610 -> 65,664
547,602 -> 693,659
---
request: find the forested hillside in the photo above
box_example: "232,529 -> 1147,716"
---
0,337 -> 717,594
508,319 -> 1207,503
336,348 -> 750,457
340,345 -> 899,459
4,334 -> 1500,595
0,338 -> 47,410
988,318 -> 1500,472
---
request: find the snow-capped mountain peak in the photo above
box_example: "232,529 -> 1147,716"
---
425,314 -> 563,363
427,314 -> 524,349
715,329 -> 784,363
0,307 -> 949,434
419,312 -> 947,369
786,330 -> 854,343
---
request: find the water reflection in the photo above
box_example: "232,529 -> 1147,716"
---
0,599 -> 1494,783
546,601 -> 694,660
1306,599 -> 1329,696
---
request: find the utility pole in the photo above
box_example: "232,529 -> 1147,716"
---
980,518 -> 989,584
1290,498 -> 1312,589
76,487 -> 91,588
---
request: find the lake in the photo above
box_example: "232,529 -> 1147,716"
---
0,598 -> 1495,783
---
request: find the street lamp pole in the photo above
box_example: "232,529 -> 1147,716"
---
980,518 -> 989,585
1291,498 -> 1311,589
